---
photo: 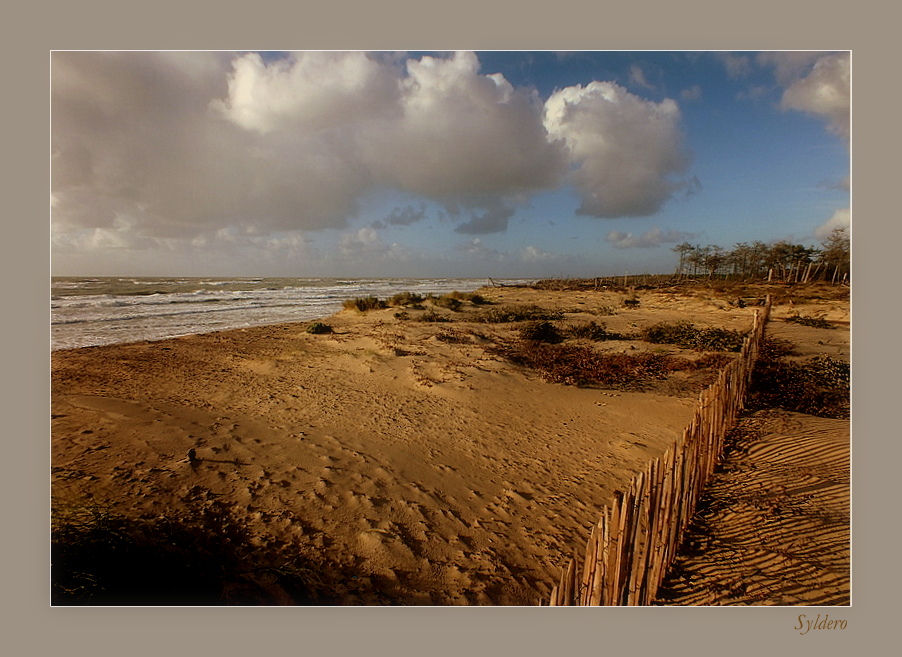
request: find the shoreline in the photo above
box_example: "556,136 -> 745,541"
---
50,277 -> 512,352
51,283 -> 850,605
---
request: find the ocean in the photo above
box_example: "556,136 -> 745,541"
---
50,276 -> 528,351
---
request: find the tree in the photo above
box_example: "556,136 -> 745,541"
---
672,242 -> 694,277
819,226 -> 850,284
702,245 -> 726,278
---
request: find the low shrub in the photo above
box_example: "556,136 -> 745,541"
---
418,310 -> 452,323
445,291 -> 488,305
496,342 -> 686,387
305,322 -> 333,334
642,321 -> 698,347
694,327 -> 746,352
641,321 -> 745,352
783,314 -> 834,329
435,329 -> 471,344
565,320 -> 612,341
746,339 -> 849,418
388,291 -> 424,307
518,321 -> 564,343
342,296 -> 386,312
429,294 -> 463,311
473,305 -> 563,323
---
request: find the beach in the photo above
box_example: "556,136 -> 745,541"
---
50,282 -> 850,605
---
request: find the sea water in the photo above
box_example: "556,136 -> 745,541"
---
51,277 -> 527,351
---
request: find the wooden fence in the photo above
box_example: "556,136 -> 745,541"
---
547,296 -> 772,606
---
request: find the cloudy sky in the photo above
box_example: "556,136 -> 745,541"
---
51,50 -> 850,278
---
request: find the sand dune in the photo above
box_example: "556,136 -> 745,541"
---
51,283 -> 850,605
656,408 -> 850,605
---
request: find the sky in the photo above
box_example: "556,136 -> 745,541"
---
50,50 -> 850,279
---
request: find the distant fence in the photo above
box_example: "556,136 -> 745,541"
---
547,296 -> 772,606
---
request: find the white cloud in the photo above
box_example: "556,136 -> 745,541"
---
814,208 -> 850,241
339,226 -> 387,254
605,227 -> 695,249
680,85 -> 701,101
779,52 -> 850,143
360,51 -> 565,201
757,52 -> 850,144
453,198 -> 517,235
52,51 -> 570,247
757,51 -> 827,87
52,51 -> 698,275
544,81 -> 692,218
211,51 -> 400,134
384,204 -> 428,226
629,64 -> 654,90
456,237 -> 501,259
718,53 -> 753,78
519,245 -> 556,262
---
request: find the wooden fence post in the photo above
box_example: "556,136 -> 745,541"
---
544,300 -> 772,606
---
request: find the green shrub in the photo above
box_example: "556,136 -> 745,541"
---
642,321 -> 698,347
496,342 -> 684,387
305,322 -> 333,334
429,294 -> 462,311
641,321 -> 745,352
473,305 -> 563,323
565,321 -> 611,341
783,314 -> 834,329
518,321 -> 564,343
342,296 -> 386,312
435,330 -> 471,344
694,327 -> 746,352
747,343 -> 849,418
418,310 -> 452,323
446,291 -> 488,305
388,291 -> 424,307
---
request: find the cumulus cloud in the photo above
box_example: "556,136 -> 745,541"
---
629,64 -> 654,90
680,85 -> 702,101
544,81 -> 692,218
211,51 -> 400,134
384,204 -> 428,226
456,237 -> 501,258
52,51 -> 367,239
759,52 -> 850,143
814,208 -> 850,241
339,226 -> 388,254
718,52 -> 753,78
360,51 -> 566,201
605,227 -> 696,249
779,53 -> 850,143
52,51 -> 695,272
453,198 -> 517,235
519,245 -> 557,262
454,238 -> 564,267
757,51 -> 827,87
819,175 -> 850,192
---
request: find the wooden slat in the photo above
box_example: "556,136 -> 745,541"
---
544,303 -> 773,606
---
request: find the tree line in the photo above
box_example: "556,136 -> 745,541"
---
672,227 -> 850,284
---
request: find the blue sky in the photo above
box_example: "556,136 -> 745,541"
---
51,51 -> 850,278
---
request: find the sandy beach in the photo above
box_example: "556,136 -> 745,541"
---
50,282 -> 850,605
